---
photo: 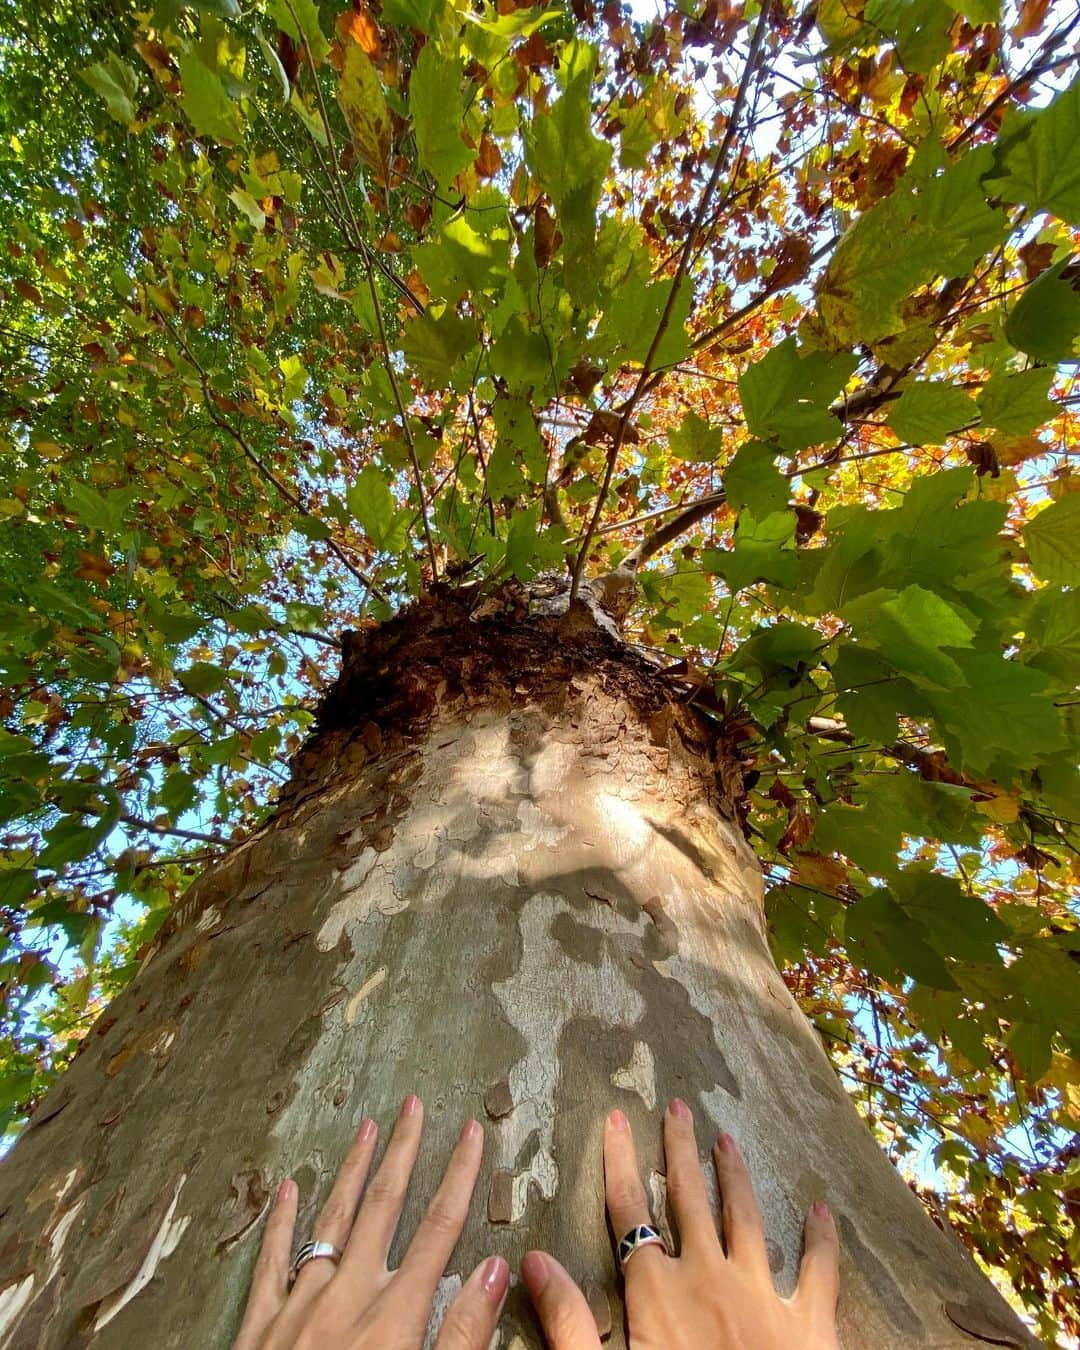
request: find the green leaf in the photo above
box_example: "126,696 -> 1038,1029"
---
410,42 -> 473,186
702,511 -> 797,592
400,308 -> 481,388
229,188 -> 266,229
992,79 -> 1080,226
347,466 -> 407,552
976,366 -> 1055,435
179,662 -> 230,695
39,812 -> 113,870
739,338 -> 857,451
505,503 -> 540,580
864,0 -> 953,74
267,0 -> 329,63
723,442 -> 789,517
178,51 -> 243,144
1006,1020 -> 1053,1082
593,275 -> 692,368
80,55 -> 139,124
669,412 -> 725,463
1022,586 -> 1080,685
944,0 -> 998,21
845,888 -> 958,989
1024,494 -> 1080,585
844,583 -> 976,688
256,31 -> 290,98
892,869 -> 1007,966
382,0 -> 444,34
1005,258 -> 1080,364
889,382 -> 977,444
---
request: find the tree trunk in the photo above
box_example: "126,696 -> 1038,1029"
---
0,591 -> 1036,1349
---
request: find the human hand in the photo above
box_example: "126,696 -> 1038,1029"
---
521,1100 -> 840,1349
234,1095 -> 509,1350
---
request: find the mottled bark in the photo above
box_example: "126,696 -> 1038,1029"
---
0,590 -> 1035,1349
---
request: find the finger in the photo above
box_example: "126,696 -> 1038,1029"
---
290,1115 -> 378,1301
712,1133 -> 769,1280
796,1200 -> 840,1322
603,1110 -> 665,1274
521,1252 -> 603,1350
397,1119 -> 484,1289
433,1255 -> 509,1350
345,1093 -> 425,1267
233,1178 -> 297,1350
662,1099 -> 718,1259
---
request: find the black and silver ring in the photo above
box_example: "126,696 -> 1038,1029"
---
617,1223 -> 667,1268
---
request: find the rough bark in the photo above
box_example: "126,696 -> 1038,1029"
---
0,586 -> 1036,1349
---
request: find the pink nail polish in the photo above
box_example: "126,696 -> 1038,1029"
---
402,1094 -> 422,1117
460,1117 -> 482,1142
521,1250 -> 550,1296
359,1117 -> 377,1144
717,1131 -> 736,1153
480,1255 -> 509,1300
277,1178 -> 295,1203
608,1109 -> 630,1132
812,1199 -> 830,1219
669,1097 -> 691,1120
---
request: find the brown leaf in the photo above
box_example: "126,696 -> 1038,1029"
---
767,234 -> 812,291
75,551 -> 115,584
964,440 -> 1000,478
778,807 -> 815,855
767,776 -> 796,810
793,852 -> 849,893
585,410 -> 639,445
990,432 -> 1044,467
794,504 -> 823,544
534,202 -> 562,268
336,7 -> 382,57
567,358 -> 604,398
1017,239 -> 1054,281
14,278 -> 42,305
1012,0 -> 1051,39
475,134 -> 503,179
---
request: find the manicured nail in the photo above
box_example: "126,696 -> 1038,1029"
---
812,1199 -> 830,1219
668,1097 -> 691,1120
402,1094 -> 422,1117
460,1117 -> 482,1143
277,1178 -> 296,1203
521,1250 -> 551,1296
608,1109 -> 630,1132
717,1131 -> 736,1153
359,1116 -> 377,1144
480,1254 -> 509,1300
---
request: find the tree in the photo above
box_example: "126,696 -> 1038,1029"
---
0,0 -> 1077,1341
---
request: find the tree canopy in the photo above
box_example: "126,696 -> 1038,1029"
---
1,0 -> 1078,1335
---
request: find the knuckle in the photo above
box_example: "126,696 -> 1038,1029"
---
609,1178 -> 646,1213
423,1196 -> 463,1235
365,1171 -> 406,1209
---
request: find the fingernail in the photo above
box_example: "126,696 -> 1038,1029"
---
521,1250 -> 550,1296
812,1199 -> 830,1219
668,1097 -> 691,1120
717,1131 -> 736,1153
277,1178 -> 295,1203
359,1117 -> 377,1144
480,1254 -> 509,1300
402,1094 -> 422,1117
460,1117 -> 482,1142
608,1109 -> 630,1132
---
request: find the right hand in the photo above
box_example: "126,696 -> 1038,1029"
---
520,1100 -> 840,1349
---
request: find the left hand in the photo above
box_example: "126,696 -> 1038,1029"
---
234,1094 -> 509,1350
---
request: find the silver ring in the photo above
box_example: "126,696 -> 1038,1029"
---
617,1224 -> 667,1268
290,1240 -> 342,1283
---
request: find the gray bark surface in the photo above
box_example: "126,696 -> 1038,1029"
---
0,591 -> 1036,1348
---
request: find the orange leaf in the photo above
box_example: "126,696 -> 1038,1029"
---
336,7 -> 382,58
475,134 -> 503,179
793,852 -> 848,893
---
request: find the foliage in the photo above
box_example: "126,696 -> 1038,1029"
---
1,0 -> 1079,1334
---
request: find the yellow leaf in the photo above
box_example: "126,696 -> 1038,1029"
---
973,790 -> 1020,823
337,44 -> 391,181
793,852 -> 849,893
990,431 -> 1044,466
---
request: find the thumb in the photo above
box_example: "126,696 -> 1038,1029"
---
520,1252 -> 603,1350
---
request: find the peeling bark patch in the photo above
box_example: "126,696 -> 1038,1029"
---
550,913 -> 603,968
345,968 -> 387,1025
647,1172 -> 674,1253
217,1172 -> 269,1251
487,1172 -> 514,1225
653,957 -> 741,1101
93,1175 -> 191,1332
484,1082 -> 514,1120
0,1276 -> 35,1343
491,892 -> 646,1221
837,1213 -> 923,1338
943,1301 -> 1022,1346
611,1042 -> 656,1111
640,895 -> 678,955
